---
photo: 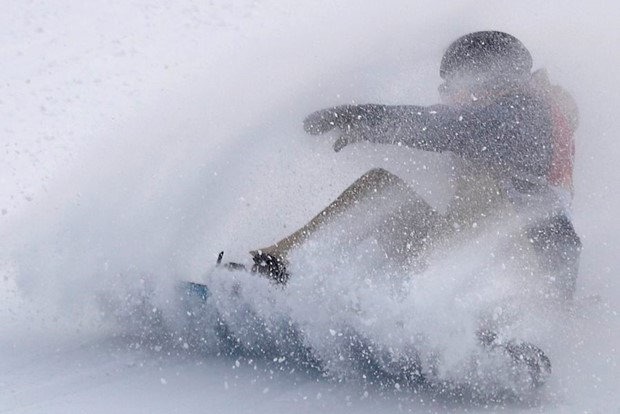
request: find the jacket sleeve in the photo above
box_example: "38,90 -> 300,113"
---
368,95 -> 554,178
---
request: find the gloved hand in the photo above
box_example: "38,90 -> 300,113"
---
303,104 -> 386,152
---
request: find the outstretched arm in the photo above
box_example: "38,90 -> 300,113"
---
304,95 -> 553,177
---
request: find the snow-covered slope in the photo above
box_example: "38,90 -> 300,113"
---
1,0 -> 619,412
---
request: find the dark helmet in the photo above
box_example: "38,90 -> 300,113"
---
440,31 -> 533,80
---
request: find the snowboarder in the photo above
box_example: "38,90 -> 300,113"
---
234,31 -> 581,302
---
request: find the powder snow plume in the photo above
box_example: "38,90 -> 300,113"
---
1,1 -> 619,413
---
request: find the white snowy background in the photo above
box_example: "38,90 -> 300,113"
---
1,0 -> 619,413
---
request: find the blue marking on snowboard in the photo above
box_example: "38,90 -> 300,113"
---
183,281 -> 210,302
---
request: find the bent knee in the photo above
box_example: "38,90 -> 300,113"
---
360,168 -> 403,188
529,214 -> 582,251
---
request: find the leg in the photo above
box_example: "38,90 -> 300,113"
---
252,168 -> 439,280
527,214 -> 581,301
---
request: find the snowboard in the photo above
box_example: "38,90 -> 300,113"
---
177,275 -> 552,394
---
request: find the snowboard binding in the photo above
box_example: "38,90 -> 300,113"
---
216,251 -> 290,285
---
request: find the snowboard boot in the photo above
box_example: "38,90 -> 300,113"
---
477,329 -> 552,388
251,251 -> 289,285
503,340 -> 552,388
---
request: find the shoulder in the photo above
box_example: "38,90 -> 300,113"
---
483,90 -> 554,147
493,90 -> 551,120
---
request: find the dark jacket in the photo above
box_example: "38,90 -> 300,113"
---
367,93 -> 553,182
305,88 -> 556,202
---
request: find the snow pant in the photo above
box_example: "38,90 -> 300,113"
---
253,168 -> 440,270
